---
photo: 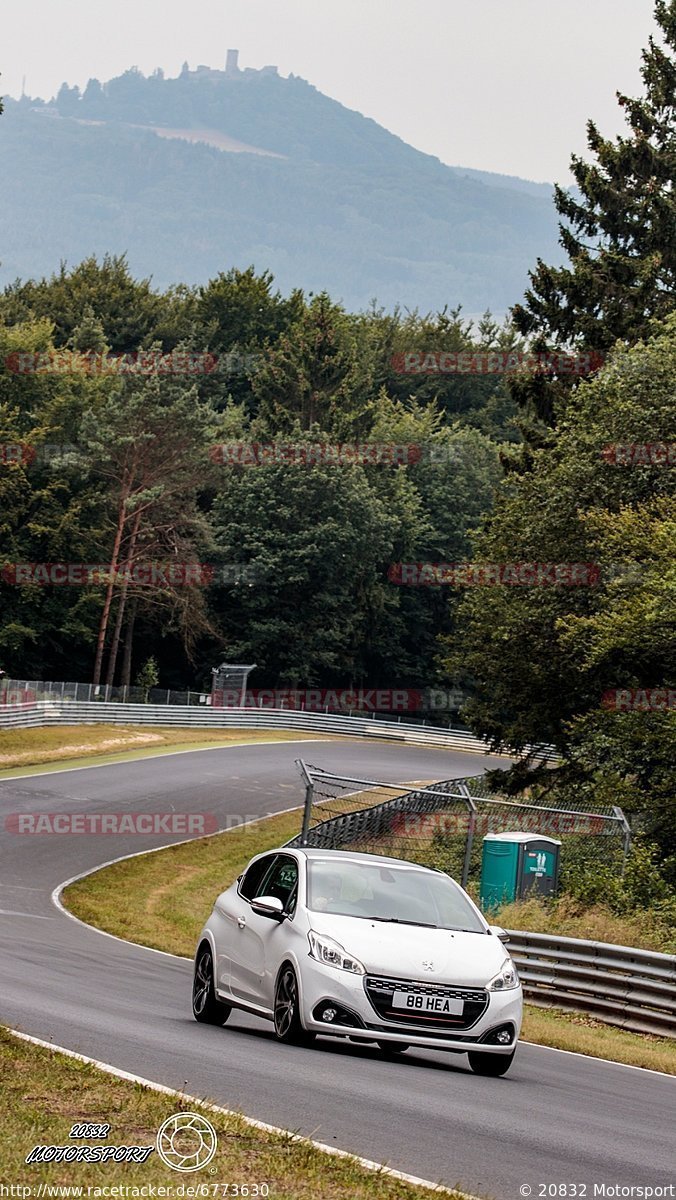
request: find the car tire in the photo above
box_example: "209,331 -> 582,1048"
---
467,1049 -> 515,1076
378,1041 -> 409,1055
192,944 -> 231,1025
273,965 -> 315,1045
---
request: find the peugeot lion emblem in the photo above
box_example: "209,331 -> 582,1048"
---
422,960 -> 435,971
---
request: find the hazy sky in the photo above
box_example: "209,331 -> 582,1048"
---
2,0 -> 658,181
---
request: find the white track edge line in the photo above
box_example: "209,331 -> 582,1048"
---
4,1027 -> 470,1197
51,804 -> 305,960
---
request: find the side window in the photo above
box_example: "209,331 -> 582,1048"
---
255,855 -> 299,914
239,855 -> 277,901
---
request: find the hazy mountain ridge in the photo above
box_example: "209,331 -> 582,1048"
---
0,67 -> 563,311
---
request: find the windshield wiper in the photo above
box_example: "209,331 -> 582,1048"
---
364,916 -> 438,928
446,928 -> 485,934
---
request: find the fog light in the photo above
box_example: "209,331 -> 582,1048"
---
496,1029 -> 511,1045
322,1007 -> 337,1023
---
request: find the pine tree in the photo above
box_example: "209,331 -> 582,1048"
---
513,0 -> 676,351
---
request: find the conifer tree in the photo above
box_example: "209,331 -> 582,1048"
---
513,0 -> 676,351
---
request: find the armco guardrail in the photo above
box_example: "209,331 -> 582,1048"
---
0,699 -> 549,755
507,929 -> 676,1038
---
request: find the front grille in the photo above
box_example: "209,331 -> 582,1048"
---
364,975 -> 488,1030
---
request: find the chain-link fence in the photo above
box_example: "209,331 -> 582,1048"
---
288,761 -> 631,892
0,677 -> 212,706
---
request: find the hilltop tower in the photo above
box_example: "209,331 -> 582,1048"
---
225,49 -> 240,76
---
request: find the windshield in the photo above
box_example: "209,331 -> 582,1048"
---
307,859 -> 485,932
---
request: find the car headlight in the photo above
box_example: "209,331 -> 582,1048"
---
487,958 -> 520,991
308,931 -> 365,975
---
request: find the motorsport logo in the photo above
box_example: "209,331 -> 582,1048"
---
155,1113 -> 218,1173
25,1113 -> 218,1173
25,1121 -> 153,1166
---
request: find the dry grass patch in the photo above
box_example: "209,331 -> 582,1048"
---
0,729 -> 165,765
0,725 -> 325,773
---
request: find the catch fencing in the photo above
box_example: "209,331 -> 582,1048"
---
288,761 -> 631,891
1,678 -> 212,707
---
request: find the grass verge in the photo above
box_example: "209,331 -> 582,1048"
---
0,1026 -> 458,1196
489,894 -> 676,956
521,1005 -> 675,1073
64,809 -> 676,1075
0,724 -> 326,776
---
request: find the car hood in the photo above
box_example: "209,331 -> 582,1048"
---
309,913 -> 508,985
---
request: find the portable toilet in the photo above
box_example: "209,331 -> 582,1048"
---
479,832 -> 561,910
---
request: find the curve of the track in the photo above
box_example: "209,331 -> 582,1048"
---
0,740 -> 673,1197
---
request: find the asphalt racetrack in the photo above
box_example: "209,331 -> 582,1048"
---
0,740 -> 673,1195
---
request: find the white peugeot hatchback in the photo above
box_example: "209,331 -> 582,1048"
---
192,847 -> 522,1075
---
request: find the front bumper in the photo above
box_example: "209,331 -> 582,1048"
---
299,956 -> 522,1053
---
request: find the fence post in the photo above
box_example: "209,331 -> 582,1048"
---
614,805 -> 632,876
296,760 -> 315,846
460,786 -> 477,889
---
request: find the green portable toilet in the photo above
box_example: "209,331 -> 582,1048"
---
480,832 -> 561,910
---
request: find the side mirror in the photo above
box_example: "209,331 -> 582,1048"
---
488,925 -> 510,943
251,895 -> 286,921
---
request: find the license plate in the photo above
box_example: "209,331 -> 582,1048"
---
392,990 -> 464,1016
